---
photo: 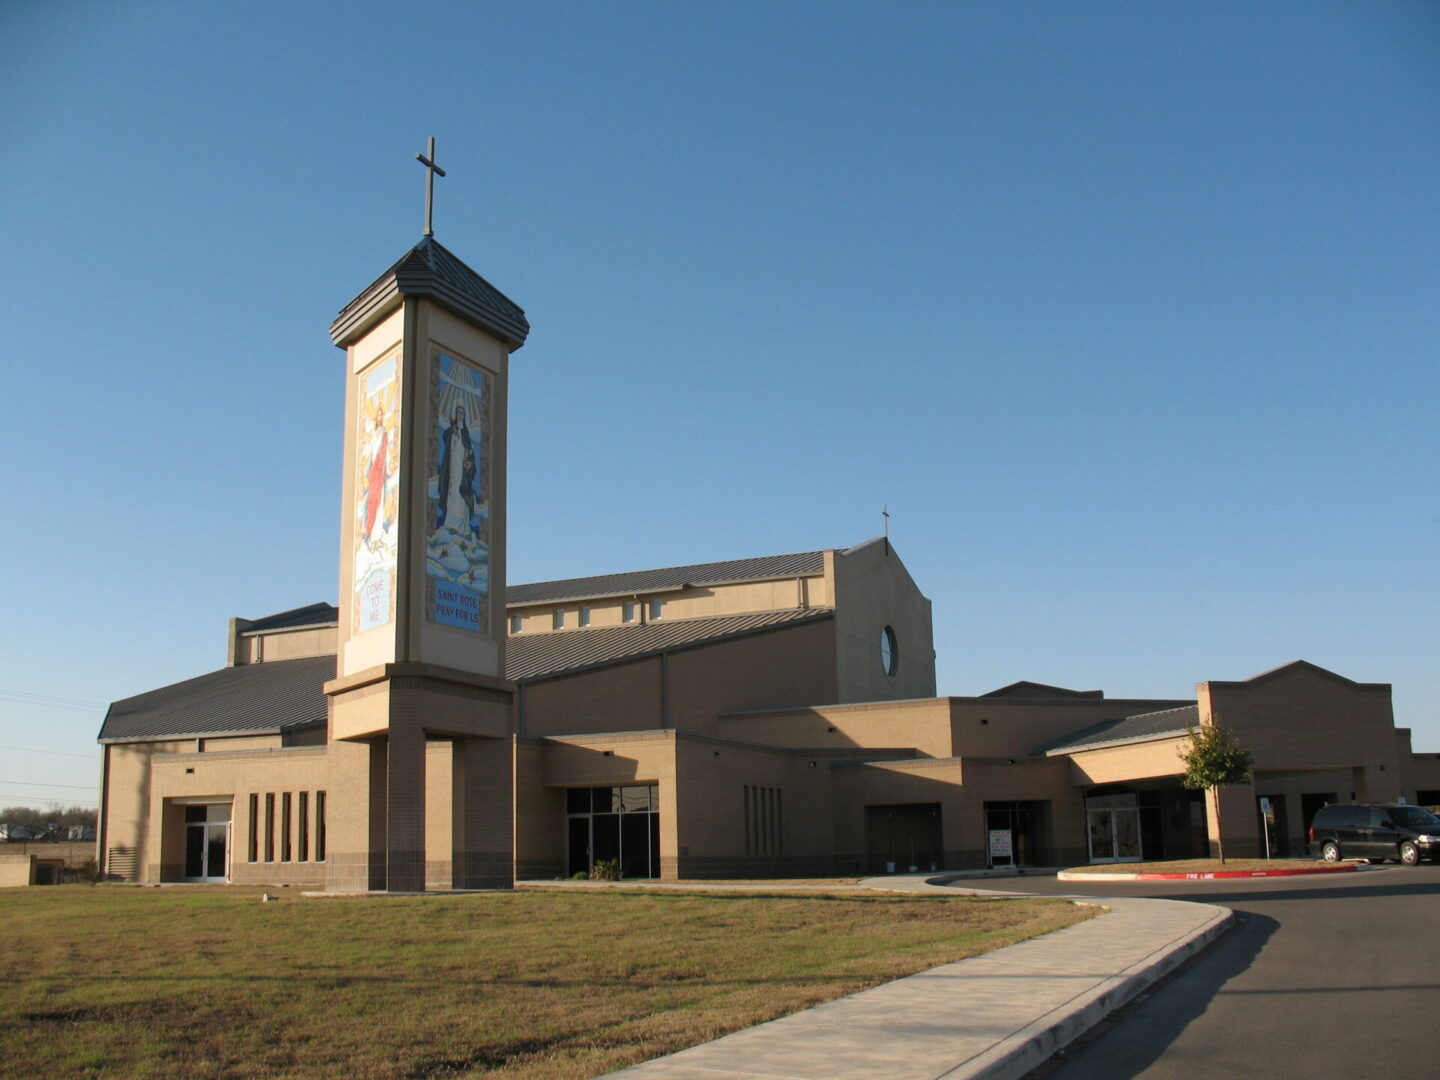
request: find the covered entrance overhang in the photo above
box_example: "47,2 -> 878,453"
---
1079,779 -> 1207,864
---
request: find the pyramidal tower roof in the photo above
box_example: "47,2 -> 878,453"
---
329,234 -> 530,348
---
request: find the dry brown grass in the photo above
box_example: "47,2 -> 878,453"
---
0,884 -> 1091,1080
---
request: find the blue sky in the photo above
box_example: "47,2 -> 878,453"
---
2,0 -> 1437,807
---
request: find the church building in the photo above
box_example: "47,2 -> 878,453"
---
95,156 -> 1440,888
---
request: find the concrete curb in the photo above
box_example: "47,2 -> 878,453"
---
612,875 -> 1235,1080
952,899 -> 1234,1080
1058,865 -> 1358,882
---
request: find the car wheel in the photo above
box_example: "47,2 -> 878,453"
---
1400,841 -> 1420,866
1322,841 -> 1341,862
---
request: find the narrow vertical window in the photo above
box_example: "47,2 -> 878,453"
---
552,610 -> 565,630
315,791 -> 327,862
298,792 -> 310,862
776,788 -> 784,854
623,601 -> 636,623
247,794 -> 259,863
579,607 -> 591,627
281,793 -> 293,862
264,793 -> 275,862
510,614 -> 521,634
748,789 -> 760,858
648,600 -> 664,620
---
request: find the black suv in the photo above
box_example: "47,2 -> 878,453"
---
1308,803 -> 1440,865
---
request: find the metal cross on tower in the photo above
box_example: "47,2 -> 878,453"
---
415,137 -> 447,238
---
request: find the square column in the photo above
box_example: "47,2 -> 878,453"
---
325,736 -> 388,892
326,663 -> 514,892
385,723 -> 428,892
452,736 -> 514,889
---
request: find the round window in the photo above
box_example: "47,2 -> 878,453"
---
880,625 -> 898,677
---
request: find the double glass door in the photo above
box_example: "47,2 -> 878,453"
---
1086,793 -> 1141,863
184,804 -> 231,881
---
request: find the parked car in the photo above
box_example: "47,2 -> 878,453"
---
1307,803 -> 1440,865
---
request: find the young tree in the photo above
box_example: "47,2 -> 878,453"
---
1180,724 -> 1254,864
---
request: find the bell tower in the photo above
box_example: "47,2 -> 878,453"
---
323,140 -> 529,892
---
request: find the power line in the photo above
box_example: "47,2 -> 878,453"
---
0,745 -> 96,759
0,688 -> 105,712
0,779 -> 97,790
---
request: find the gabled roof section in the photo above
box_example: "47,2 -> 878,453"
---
982,680 -> 1104,700
240,602 -> 339,634
1207,660 -> 1391,693
329,235 -> 530,348
103,610 -> 836,741
507,550 -> 827,607
508,607 -> 833,682
1039,704 -> 1198,756
99,656 -> 335,743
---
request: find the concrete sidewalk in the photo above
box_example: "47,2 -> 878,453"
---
610,874 -> 1233,1080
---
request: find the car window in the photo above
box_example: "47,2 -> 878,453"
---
1368,808 -> 1391,827
1393,806 -> 1440,829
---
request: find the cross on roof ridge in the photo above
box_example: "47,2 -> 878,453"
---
415,136 -> 446,238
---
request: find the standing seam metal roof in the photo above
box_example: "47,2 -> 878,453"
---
99,656 -> 335,742
506,551 -> 826,606
329,236 -> 529,347
1038,704 -> 1199,756
507,608 -> 834,682
99,610 -> 836,740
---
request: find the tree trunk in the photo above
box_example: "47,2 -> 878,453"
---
1212,785 -> 1226,864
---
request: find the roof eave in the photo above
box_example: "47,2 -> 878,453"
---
329,272 -> 529,350
1043,730 -> 1191,757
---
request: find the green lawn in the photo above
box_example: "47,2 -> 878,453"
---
0,884 -> 1091,1080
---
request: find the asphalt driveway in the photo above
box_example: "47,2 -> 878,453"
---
1015,864 -> 1440,1080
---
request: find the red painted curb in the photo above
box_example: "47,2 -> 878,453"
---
1131,865 -> 1360,881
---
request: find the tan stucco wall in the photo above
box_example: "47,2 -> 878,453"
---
522,731 -> 679,879
509,575 -> 830,635
147,747 -> 331,885
950,698 -> 1193,758
720,698 -> 955,758
521,657 -> 665,738
518,619 -> 839,739
665,619 -> 839,730
1404,750 -> 1440,801
1064,739 -> 1190,786
104,740 -> 330,885
1198,665 -> 1400,780
831,541 -> 935,702
669,737 -> 837,877
236,626 -> 337,665
103,740 -> 201,881
0,855 -> 35,887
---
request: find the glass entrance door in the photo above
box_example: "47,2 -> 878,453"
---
184,804 -> 231,881
1085,793 -> 1142,863
565,785 -> 660,878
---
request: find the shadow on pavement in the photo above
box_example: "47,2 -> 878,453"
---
1029,911 -> 1280,1080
